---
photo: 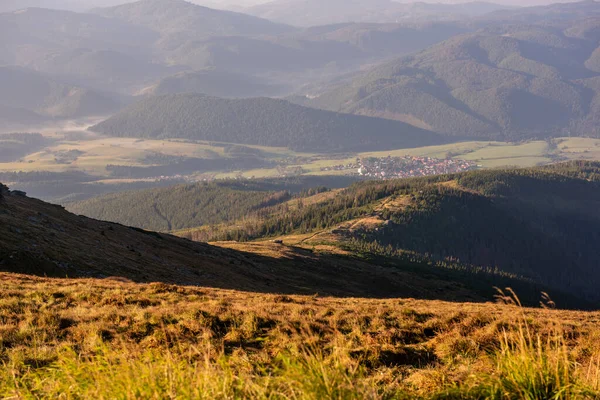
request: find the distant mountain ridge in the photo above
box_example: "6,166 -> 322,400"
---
299,15 -> 600,140
246,0 -> 514,26
0,0 -> 476,100
475,0 -> 600,24
0,66 -> 120,120
93,0 -> 294,37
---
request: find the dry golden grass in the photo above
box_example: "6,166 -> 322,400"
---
376,195 -> 413,213
285,189 -> 344,211
1,273 -> 599,399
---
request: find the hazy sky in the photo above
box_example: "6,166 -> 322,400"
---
0,0 -> 589,13
0,0 -> 268,13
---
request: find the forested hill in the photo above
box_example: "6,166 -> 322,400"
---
64,161 -> 600,306
3,182 -> 572,304
178,161 -> 600,303
66,177 -> 359,232
88,94 -> 445,152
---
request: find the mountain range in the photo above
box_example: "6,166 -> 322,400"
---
0,66 -> 121,122
0,0 -> 477,104
3,1 -> 600,150
299,16 -> 600,140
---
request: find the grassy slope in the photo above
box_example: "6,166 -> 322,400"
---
2,183 -> 556,303
1,273 -> 599,398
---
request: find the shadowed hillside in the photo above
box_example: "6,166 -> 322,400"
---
1,182 -> 590,307
64,161 -> 600,306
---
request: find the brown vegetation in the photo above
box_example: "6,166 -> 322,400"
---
1,273 -> 599,398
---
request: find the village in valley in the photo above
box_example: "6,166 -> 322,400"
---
320,155 -> 478,179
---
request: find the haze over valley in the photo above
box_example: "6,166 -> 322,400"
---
5,0 -> 600,200
3,0 -> 600,398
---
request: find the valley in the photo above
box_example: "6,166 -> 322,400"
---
3,128 -> 600,203
3,0 -> 600,397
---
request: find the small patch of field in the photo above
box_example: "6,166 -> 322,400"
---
557,137 -> 600,160
360,141 -> 494,159
457,141 -> 553,167
376,195 -> 413,212
286,189 -> 343,210
349,216 -> 386,230
214,168 -> 281,179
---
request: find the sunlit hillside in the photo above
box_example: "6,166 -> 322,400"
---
1,273 -> 599,398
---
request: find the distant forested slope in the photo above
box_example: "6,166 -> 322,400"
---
66,176 -> 359,231
302,15 -> 600,140
0,66 -> 120,119
89,94 -> 445,152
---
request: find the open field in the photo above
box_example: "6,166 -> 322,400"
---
3,132 -> 600,202
1,272 -> 599,399
0,134 -> 231,175
2,132 -> 600,178
158,138 -> 600,180
4,135 -> 597,176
